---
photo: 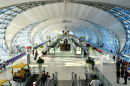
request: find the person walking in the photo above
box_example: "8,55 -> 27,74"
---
46,72 -> 50,78
52,74 -> 57,86
113,55 -> 116,63
88,75 -> 102,86
41,51 -> 44,58
0,65 -> 2,72
92,59 -> 95,71
2,61 -> 6,71
32,49 -> 34,56
123,69 -> 128,85
116,61 -> 120,70
41,71 -> 47,86
121,64 -> 124,78
34,50 -> 38,60
46,72 -> 50,85
116,69 -> 120,83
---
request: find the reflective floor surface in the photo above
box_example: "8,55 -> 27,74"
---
0,50 -> 130,86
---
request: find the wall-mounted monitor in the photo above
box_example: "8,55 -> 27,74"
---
76,47 -> 82,55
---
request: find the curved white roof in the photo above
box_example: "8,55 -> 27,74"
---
6,3 -> 125,52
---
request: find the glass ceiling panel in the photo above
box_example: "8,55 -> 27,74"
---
0,6 -> 24,63
12,21 -> 42,53
109,7 -> 130,54
89,21 -> 119,55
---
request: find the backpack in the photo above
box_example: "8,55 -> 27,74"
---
41,74 -> 47,80
113,56 -> 115,59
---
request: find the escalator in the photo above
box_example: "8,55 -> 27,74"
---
58,80 -> 71,86
80,80 -> 87,86
26,74 -> 41,86
34,72 -> 58,86
48,72 -> 72,86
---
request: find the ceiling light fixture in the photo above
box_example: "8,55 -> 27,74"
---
62,0 -> 71,23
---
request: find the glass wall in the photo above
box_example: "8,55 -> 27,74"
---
89,21 -> 119,54
0,6 -> 23,62
12,21 -> 42,53
108,7 -> 130,54
88,29 -> 98,44
33,28 -> 44,45
79,27 -> 89,42
71,27 -> 90,42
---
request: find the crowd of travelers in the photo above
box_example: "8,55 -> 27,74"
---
114,55 -> 130,85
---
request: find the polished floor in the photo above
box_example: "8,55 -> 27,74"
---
0,49 -> 130,86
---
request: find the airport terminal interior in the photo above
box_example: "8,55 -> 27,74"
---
1,0 -> 130,86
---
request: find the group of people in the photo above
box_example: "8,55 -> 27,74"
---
0,61 -> 6,72
41,71 -> 50,86
115,56 -> 130,85
32,49 -> 45,60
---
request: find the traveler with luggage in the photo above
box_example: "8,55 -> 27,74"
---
34,50 -> 38,60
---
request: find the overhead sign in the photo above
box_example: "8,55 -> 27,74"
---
47,36 -> 50,37
81,36 -> 85,38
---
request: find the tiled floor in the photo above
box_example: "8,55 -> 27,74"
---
0,50 -> 130,86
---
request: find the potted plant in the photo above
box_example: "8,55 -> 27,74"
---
62,30 -> 64,34
8,54 -> 11,59
49,40 -> 51,45
36,57 -> 44,64
36,57 -> 44,72
19,50 -> 21,54
39,45 -> 43,51
67,30 -> 69,33
39,45 -> 43,48
86,56 -> 93,72
8,54 -> 11,56
124,65 -> 127,69
90,46 -> 94,53
49,40 -> 51,42
86,57 -> 93,64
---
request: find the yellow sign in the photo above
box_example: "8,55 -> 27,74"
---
81,36 -> 85,38
47,36 -> 50,37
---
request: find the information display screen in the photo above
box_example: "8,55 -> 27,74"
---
49,47 -> 55,54
76,47 -> 82,54
60,44 -> 70,51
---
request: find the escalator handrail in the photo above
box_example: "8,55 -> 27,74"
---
71,72 -> 78,86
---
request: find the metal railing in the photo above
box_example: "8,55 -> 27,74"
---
78,77 -> 82,86
95,67 -> 113,86
84,67 -> 113,86
35,71 -> 58,86
71,72 -> 83,86
35,76 -> 51,86
50,71 -> 58,86
15,66 -> 45,86
71,72 -> 78,86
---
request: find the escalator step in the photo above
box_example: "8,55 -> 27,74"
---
58,80 -> 71,86
80,80 -> 88,86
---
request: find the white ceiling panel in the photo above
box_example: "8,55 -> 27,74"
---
6,3 -> 125,52
66,2 -> 73,18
